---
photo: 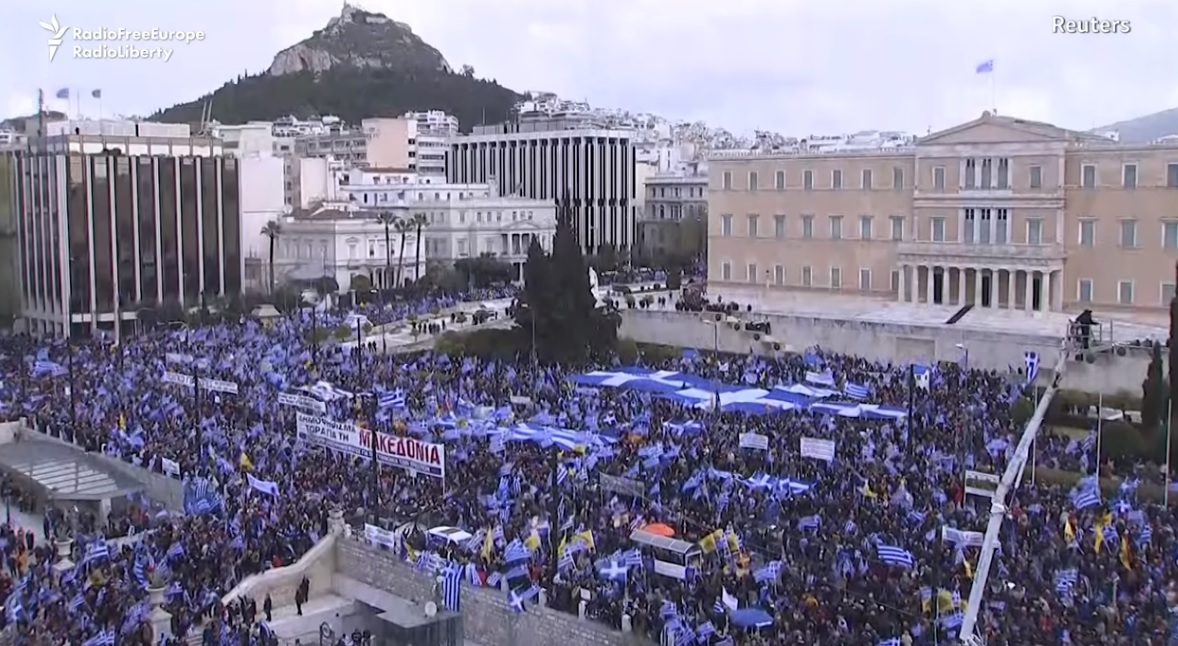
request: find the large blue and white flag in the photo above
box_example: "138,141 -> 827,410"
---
442,563 -> 463,612
976,59 -> 994,74
1024,351 -> 1040,385
912,364 -> 931,391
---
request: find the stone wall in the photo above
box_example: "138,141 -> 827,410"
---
619,309 -> 1156,396
335,538 -> 651,646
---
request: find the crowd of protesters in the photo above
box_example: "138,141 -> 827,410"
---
0,286 -> 1173,646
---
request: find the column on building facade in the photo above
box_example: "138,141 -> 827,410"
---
1043,271 -> 1053,312
974,268 -> 983,307
925,265 -> 935,304
957,267 -> 967,306
898,264 -> 907,303
1006,269 -> 1016,309
1024,271 -> 1034,312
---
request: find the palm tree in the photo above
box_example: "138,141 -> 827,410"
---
260,220 -> 282,293
411,212 -> 429,282
374,211 -> 398,289
393,218 -> 413,288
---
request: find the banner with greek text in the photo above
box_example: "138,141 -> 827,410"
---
296,412 -> 445,478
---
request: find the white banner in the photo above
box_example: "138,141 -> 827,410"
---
296,412 -> 445,478
160,457 -> 181,478
800,437 -> 836,462
738,432 -> 769,451
162,371 -> 239,395
278,392 -> 327,413
964,470 -> 999,498
365,523 -> 400,551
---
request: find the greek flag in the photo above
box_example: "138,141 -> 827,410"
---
442,563 -> 463,612
83,541 -> 109,564
183,478 -> 223,516
1024,351 -> 1040,385
843,381 -> 870,400
378,390 -> 406,410
304,380 -> 354,401
912,364 -> 931,391
1055,568 -> 1078,594
976,59 -> 994,74
805,370 -> 835,387
31,360 -> 67,377
876,544 -> 915,568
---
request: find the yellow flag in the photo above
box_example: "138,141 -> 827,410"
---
1119,535 -> 1133,570
239,452 -> 254,471
1063,517 -> 1075,544
482,528 -> 496,560
963,559 -> 973,579
573,530 -> 595,552
860,481 -> 878,499
118,413 -> 126,430
1093,514 -> 1111,554
524,530 -> 541,552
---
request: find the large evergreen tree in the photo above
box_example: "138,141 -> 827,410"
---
1170,261 -> 1178,433
1142,342 -> 1166,429
513,193 -> 619,364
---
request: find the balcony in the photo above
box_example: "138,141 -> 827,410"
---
896,241 -> 1066,268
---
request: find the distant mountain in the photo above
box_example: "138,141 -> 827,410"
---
1094,107 -> 1178,144
151,3 -> 521,130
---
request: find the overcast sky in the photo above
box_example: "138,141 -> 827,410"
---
1,0 -> 1173,136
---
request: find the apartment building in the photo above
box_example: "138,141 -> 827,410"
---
638,171 -> 708,258
708,111 -> 1178,313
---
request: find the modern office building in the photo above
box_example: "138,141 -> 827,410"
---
707,111 -> 1178,314
11,150 -> 242,337
446,124 -> 637,253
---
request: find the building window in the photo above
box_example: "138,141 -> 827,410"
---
1162,282 -> 1177,306
775,170 -> 785,190
1123,164 -> 1137,189
890,216 -> 904,241
1079,219 -> 1096,247
1081,164 -> 1096,189
722,214 -> 733,237
933,167 -> 945,191
932,217 -> 946,242
1163,221 -> 1178,249
963,208 -> 975,244
722,171 -> 732,190
892,167 -> 904,190
890,270 -> 900,293
802,215 -> 814,239
1118,280 -> 1134,305
1168,163 -> 1178,188
774,215 -> 786,239
1026,218 -> 1043,245
802,266 -> 812,287
857,215 -> 876,238
748,171 -> 759,191
721,262 -> 731,281
803,170 -> 814,190
1119,219 -> 1138,248
996,158 -> 1009,189
747,263 -> 758,283
861,169 -> 873,190
859,268 -> 871,291
745,214 -> 758,237
995,209 -> 1008,244
830,216 -> 843,240
964,159 -> 976,189
1029,165 -> 1042,189
1078,279 -> 1093,303
774,265 -> 785,285
831,169 -> 843,190
830,267 -> 842,289
980,159 -> 992,188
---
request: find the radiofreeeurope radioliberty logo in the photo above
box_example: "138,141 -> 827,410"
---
39,14 -> 205,62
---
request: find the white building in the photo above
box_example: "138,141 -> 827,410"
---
273,206 -> 424,291
447,126 -> 637,254
37,119 -> 222,156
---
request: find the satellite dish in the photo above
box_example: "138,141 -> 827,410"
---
424,601 -> 437,617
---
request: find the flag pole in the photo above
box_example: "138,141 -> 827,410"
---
989,70 -> 996,112
1165,398 -> 1173,506
1095,392 -> 1103,476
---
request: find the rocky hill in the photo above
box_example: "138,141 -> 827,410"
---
268,4 -> 451,77
1094,107 -> 1178,144
152,4 -> 520,130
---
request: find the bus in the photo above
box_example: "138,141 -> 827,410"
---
629,528 -> 702,580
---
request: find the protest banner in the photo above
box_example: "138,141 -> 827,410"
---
296,412 -> 445,478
